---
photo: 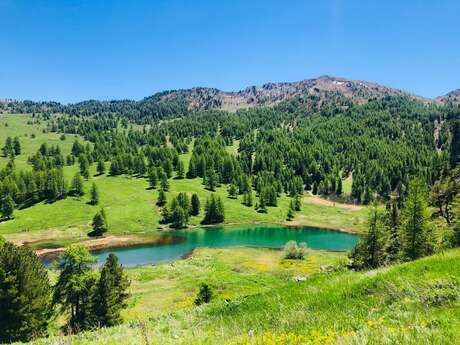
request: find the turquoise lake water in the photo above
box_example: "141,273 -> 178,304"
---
93,225 -> 359,267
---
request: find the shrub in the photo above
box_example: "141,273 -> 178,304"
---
195,283 -> 213,305
283,240 -> 308,260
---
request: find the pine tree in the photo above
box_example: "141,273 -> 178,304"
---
243,190 -> 253,207
202,194 -> 225,224
90,209 -> 108,236
336,178 -> 343,195
293,194 -> 302,211
160,174 -> 170,191
97,160 -> 105,175
79,155 -> 90,179
204,169 -> 218,191
312,181 -> 318,195
148,167 -> 158,189
53,245 -> 97,333
170,203 -> 188,228
286,201 -> 295,220
191,193 -> 200,216
400,178 -> 434,261
186,157 -> 197,178
157,189 -> 167,207
349,205 -> 387,269
450,121 -> 460,167
258,193 -> 267,213
0,242 -> 52,342
92,254 -> 130,327
386,201 -> 400,260
71,172 -> 85,196
228,183 -> 238,199
163,159 -> 173,178
1,195 -> 14,220
176,160 -> 185,179
90,182 -> 99,205
13,137 -> 21,155
109,159 -> 121,176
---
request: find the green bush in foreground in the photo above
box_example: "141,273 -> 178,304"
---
283,240 -> 308,260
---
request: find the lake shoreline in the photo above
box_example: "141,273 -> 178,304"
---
34,222 -> 360,261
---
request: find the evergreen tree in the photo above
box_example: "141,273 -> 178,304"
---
90,182 -> 99,205
109,159 -> 121,176
79,155 -> 90,179
243,190 -> 253,207
194,283 -> 212,305
400,178 -> 434,261
349,205 -> 387,269
163,159 -> 173,178
92,254 -> 130,327
0,242 -> 52,343
2,137 -> 13,157
204,169 -> 218,191
148,167 -> 158,189
228,183 -> 238,199
293,195 -> 302,211
202,194 -> 225,224
176,160 -> 185,179
170,202 -> 188,228
312,181 -> 318,195
70,172 -> 85,196
336,178 -> 343,195
1,195 -> 14,220
257,193 -> 267,213
176,192 -> 191,212
286,201 -> 295,220
53,245 -> 97,333
383,201 -> 400,261
90,209 -> 108,236
450,121 -> 460,167
191,193 -> 200,216
160,174 -> 170,191
156,189 -> 167,206
13,137 -> 21,155
97,160 -> 105,175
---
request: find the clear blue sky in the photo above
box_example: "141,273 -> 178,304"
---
1,0 -> 459,103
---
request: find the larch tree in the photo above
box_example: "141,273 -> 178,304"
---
92,254 -> 130,327
400,178 -> 434,261
0,242 -> 53,343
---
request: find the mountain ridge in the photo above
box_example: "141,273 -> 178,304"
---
1,75 -> 457,115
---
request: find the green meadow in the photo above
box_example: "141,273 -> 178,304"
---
29,248 -> 460,345
0,114 -> 367,248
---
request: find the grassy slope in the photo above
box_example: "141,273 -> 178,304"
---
0,114 -> 79,170
31,249 -> 460,345
0,114 -> 367,248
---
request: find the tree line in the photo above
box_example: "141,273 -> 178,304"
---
0,241 -> 129,343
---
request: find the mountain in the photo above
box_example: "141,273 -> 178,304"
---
0,76 -> 441,118
436,89 -> 460,105
147,75 -> 426,112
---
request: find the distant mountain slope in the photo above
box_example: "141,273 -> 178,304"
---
436,89 -> 460,104
0,76 -> 444,118
149,75 -> 426,112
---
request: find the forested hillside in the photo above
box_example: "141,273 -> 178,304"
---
2,77 -> 460,344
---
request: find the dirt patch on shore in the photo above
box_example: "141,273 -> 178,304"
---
35,235 -> 147,259
303,194 -> 363,211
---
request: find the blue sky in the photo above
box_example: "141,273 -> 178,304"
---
0,0 -> 459,103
